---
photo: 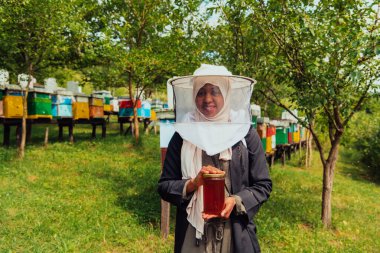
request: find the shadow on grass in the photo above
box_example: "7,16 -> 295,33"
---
0,122 -> 124,147
339,147 -> 379,185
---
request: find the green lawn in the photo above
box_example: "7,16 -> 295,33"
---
0,124 -> 379,252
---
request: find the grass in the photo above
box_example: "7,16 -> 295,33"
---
0,124 -> 379,252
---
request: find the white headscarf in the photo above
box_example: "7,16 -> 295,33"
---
181,76 -> 233,239
192,76 -> 231,122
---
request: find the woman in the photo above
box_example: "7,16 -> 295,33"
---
158,65 -> 272,253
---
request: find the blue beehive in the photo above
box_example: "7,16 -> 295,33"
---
52,90 -> 73,118
137,101 -> 151,118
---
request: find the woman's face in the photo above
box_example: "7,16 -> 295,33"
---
195,83 -> 224,118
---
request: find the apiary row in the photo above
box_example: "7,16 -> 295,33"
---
254,116 -> 309,155
0,87 -> 153,121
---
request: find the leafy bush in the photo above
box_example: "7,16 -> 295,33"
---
342,98 -> 380,182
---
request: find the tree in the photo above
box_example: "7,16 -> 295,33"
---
86,0 -> 206,141
245,0 -> 379,227
0,0 -> 89,158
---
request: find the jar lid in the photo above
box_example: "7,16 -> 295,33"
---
203,173 -> 225,178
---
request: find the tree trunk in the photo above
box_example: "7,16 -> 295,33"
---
127,69 -> 139,142
133,105 -> 139,141
18,86 -> 30,159
321,139 -> 340,228
306,129 -> 313,168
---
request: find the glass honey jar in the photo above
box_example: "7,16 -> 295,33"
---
203,173 -> 225,215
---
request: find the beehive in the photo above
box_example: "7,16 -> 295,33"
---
0,88 -> 4,117
110,97 -> 119,113
137,101 -> 151,118
73,94 -> 90,120
103,96 -> 112,113
287,127 -> 293,144
52,90 -> 74,119
27,89 -> 52,119
276,127 -> 288,145
292,123 -> 300,143
3,87 -> 23,118
89,94 -> 104,118
251,115 -> 257,129
261,137 -> 267,152
266,136 -> 272,153
118,97 -> 141,118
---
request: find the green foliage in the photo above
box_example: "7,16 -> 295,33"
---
342,98 -> 380,182
0,0 -> 89,74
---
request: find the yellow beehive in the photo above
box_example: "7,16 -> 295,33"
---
104,104 -> 112,112
3,95 -> 23,118
266,135 -> 272,153
90,97 -> 103,107
293,131 -> 300,143
73,102 -> 90,120
0,100 -> 3,117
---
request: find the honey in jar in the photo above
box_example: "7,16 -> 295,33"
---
203,173 -> 225,215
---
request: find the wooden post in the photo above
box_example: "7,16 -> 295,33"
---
102,121 -> 106,138
3,125 -> 10,147
16,124 -> 22,147
69,124 -> 74,143
26,123 -> 32,143
58,125 -> 63,141
281,147 -> 286,166
44,127 -> 49,147
119,122 -> 124,135
91,124 -> 96,139
270,152 -> 275,167
160,147 -> 170,238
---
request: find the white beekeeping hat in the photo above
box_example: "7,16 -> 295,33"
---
168,64 -> 256,155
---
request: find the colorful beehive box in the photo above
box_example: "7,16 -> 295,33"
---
118,97 -> 141,118
151,99 -> 163,111
271,135 -> 276,149
252,115 -> 258,129
89,94 -> 104,118
261,137 -> 267,152
52,90 -> 74,118
137,101 -> 152,118
73,93 -> 90,120
27,89 -> 52,119
0,88 -> 4,117
276,127 -> 288,145
103,96 -> 112,113
291,123 -> 300,143
256,117 -> 269,138
266,135 -> 272,153
265,124 -> 275,153
111,97 -> 119,113
287,127 -> 293,144
3,86 -> 23,118
92,90 -> 112,113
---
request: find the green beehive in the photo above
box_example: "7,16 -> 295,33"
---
27,91 -> 52,119
252,115 -> 257,129
261,137 -> 267,152
104,96 -> 111,105
276,127 -> 288,145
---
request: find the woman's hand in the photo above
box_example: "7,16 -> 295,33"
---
202,196 -> 236,221
186,165 -> 225,193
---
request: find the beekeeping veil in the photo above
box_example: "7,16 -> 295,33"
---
169,64 -> 255,155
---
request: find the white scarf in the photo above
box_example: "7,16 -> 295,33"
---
180,76 -> 234,239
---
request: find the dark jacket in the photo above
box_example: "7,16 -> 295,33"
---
157,127 -> 272,252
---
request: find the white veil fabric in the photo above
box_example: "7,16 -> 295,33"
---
168,64 -> 256,239
170,64 -> 255,156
